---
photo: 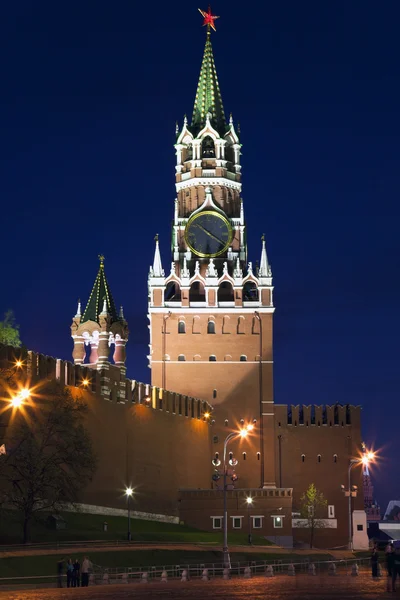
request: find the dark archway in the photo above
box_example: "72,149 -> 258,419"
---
218,281 -> 234,302
189,281 -> 205,302
243,282 -> 258,302
202,136 -> 215,158
165,281 -> 181,302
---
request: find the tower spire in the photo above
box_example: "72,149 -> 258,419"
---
192,8 -> 225,133
259,234 -> 270,277
81,255 -> 119,324
152,234 -> 165,277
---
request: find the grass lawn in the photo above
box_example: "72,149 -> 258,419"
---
0,509 -> 272,546
0,549 -> 334,580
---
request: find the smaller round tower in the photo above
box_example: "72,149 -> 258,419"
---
70,255 -> 129,374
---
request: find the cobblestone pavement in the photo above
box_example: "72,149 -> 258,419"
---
0,575 -> 396,600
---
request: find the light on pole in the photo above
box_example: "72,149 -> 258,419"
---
125,487 -> 133,541
215,421 -> 255,569
342,448 -> 376,550
246,496 -> 253,545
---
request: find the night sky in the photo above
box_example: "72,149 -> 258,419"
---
1,1 -> 399,509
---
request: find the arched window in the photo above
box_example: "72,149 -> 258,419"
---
333,454 -> 338,463
301,454 -> 305,463
207,320 -> 215,334
202,136 -> 215,158
209,355 -> 217,362
240,355 -> 247,362
222,316 -> 231,334
243,281 -> 258,301
189,281 -> 205,302
178,320 -> 186,334
257,452 -> 260,461
218,281 -> 234,302
178,355 -> 186,362
317,454 -> 321,463
165,281 -> 181,302
242,452 -> 247,461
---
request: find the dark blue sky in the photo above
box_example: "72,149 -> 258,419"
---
1,1 -> 399,507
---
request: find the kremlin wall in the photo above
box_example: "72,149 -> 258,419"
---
0,343 -> 366,547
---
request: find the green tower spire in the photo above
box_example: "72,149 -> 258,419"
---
191,29 -> 226,134
81,255 -> 119,324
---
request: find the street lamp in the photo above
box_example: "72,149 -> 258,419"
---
125,487 -> 133,541
342,448 -> 376,550
10,388 -> 31,407
217,422 -> 255,569
246,496 -> 253,545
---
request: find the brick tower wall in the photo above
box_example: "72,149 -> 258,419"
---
274,404 -> 364,547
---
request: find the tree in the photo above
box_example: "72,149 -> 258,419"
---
1,382 -> 97,542
0,311 -> 21,348
299,483 -> 328,548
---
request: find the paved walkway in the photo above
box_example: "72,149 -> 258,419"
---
0,574 -> 394,600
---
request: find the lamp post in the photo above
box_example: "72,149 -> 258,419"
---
0,388 -> 31,455
246,496 -> 253,545
218,422 -> 255,569
342,449 -> 375,550
125,487 -> 133,541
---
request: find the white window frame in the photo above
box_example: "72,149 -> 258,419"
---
231,516 -> 244,529
328,505 -> 335,519
272,515 -> 284,529
252,515 -> 264,529
211,516 -> 222,529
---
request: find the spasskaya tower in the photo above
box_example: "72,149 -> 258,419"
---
148,8 -> 276,488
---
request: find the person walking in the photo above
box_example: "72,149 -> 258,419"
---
371,547 -> 379,578
392,544 -> 400,592
386,543 -> 394,577
73,558 -> 81,587
57,558 -> 64,588
66,559 -> 74,588
81,556 -> 92,587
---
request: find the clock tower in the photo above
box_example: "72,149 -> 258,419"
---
148,10 -> 276,488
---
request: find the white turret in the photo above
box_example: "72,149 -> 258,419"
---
152,234 -> 165,277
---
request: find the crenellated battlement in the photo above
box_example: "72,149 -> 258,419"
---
274,403 -> 361,428
0,344 -> 213,421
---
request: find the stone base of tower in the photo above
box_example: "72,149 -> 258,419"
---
179,488 -> 293,547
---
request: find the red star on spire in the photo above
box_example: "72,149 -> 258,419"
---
198,6 -> 220,32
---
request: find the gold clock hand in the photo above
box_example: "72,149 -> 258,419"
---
195,223 -> 225,245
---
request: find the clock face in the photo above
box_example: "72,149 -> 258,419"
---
185,211 -> 232,258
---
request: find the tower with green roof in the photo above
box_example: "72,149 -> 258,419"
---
148,9 -> 276,490
71,256 -> 129,375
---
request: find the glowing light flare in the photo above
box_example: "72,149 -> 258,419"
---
246,497 -> 253,505
367,451 -> 375,461
239,428 -> 249,438
11,395 -> 23,408
204,412 -> 210,419
246,423 -> 254,432
82,379 -> 89,387
125,487 -> 134,497
361,455 -> 369,466
15,360 -> 23,368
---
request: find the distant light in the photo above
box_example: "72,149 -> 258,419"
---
361,456 -> 369,466
125,487 -> 133,497
144,395 -> 151,403
19,389 -> 30,400
82,379 -> 89,387
276,517 -> 281,523
367,451 -> 375,460
246,423 -> 254,431
11,395 -> 23,407
246,497 -> 253,505
204,412 -> 210,419
239,429 -> 248,438
15,360 -> 23,368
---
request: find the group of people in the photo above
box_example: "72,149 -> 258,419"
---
57,556 -> 92,588
371,542 -> 400,591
